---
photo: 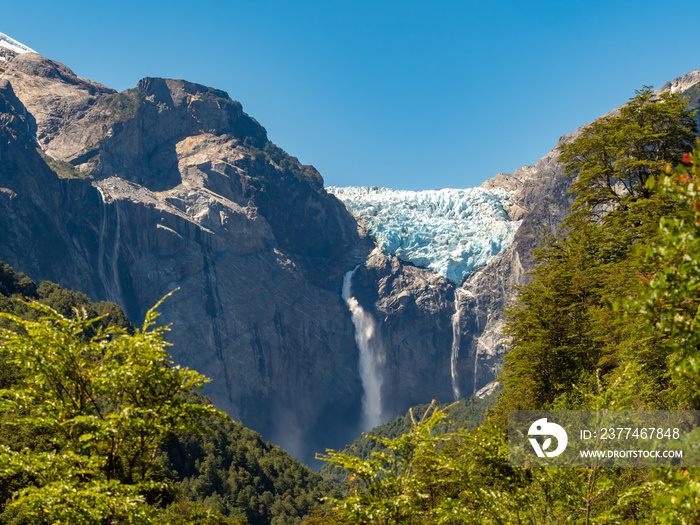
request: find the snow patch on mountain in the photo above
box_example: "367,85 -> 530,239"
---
657,68 -> 700,95
0,32 -> 36,55
328,186 -> 522,284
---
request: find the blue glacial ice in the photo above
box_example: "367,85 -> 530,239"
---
327,186 -> 522,284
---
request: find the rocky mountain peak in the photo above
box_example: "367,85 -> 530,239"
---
0,48 -> 373,463
0,32 -> 35,60
658,68 -> 700,94
2,38 -> 698,465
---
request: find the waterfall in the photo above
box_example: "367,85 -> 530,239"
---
95,187 -> 123,305
472,289 -> 480,396
96,187 -> 110,297
111,200 -> 124,306
342,266 -> 384,431
450,288 -> 465,401
473,344 -> 480,397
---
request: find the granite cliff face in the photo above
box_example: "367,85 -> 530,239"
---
0,49 -> 374,462
3,36 -> 693,462
345,147 -> 575,405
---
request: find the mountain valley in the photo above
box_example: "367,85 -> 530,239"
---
0,31 -> 698,472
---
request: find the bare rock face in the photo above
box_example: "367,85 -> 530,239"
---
460,137 -> 576,390
0,51 -> 372,463
0,46 -> 607,462
350,250 -> 456,415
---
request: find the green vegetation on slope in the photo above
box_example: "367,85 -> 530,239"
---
164,415 -> 338,525
318,393 -> 499,487
681,80 -> 700,126
0,263 -> 335,524
315,87 -> 700,524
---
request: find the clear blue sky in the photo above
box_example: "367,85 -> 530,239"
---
3,1 -> 698,190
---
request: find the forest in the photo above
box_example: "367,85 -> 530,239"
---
314,87 -> 700,524
0,86 -> 699,524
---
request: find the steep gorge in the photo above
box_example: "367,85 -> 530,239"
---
2,39 -> 695,464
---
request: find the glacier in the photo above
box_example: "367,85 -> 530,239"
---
328,186 -> 522,284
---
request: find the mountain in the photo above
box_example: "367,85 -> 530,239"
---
0,32 -> 697,465
0,260 -> 339,524
0,43 -> 370,464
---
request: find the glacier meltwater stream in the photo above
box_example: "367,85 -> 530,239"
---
332,186 -> 521,405
96,186 -> 124,307
450,288 -> 467,401
342,266 -> 385,431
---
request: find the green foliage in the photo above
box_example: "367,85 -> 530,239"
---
318,395 -> 498,486
0,260 -> 132,333
318,403 -> 452,525
318,402 -> 650,524
200,88 -> 243,112
499,87 -> 698,415
163,413 -> 338,525
615,145 -> 700,524
108,90 -> 146,123
156,499 -> 247,524
0,261 -> 133,396
559,87 -> 697,216
0,262 -> 36,301
247,142 -> 323,192
638,148 -> 700,379
0,297 -> 223,524
38,151 -> 89,180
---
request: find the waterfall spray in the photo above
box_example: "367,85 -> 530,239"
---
450,288 -> 466,401
342,266 -> 384,431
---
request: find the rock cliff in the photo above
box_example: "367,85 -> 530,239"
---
345,146 -> 574,406
2,39 -> 695,463
0,50 -> 373,463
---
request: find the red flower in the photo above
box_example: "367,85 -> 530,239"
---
682,152 -> 692,164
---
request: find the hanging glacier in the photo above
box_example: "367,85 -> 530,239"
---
328,186 -> 522,284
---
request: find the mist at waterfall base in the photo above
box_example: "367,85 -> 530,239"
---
342,266 -> 385,432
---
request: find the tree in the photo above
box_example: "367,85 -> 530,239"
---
498,86 -> 699,413
0,296 -> 223,524
634,144 -> 700,407
317,402 -> 451,525
558,87 -> 697,216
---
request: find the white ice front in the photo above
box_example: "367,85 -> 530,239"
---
328,186 -> 522,284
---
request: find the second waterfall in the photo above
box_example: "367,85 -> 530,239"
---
342,266 -> 385,432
